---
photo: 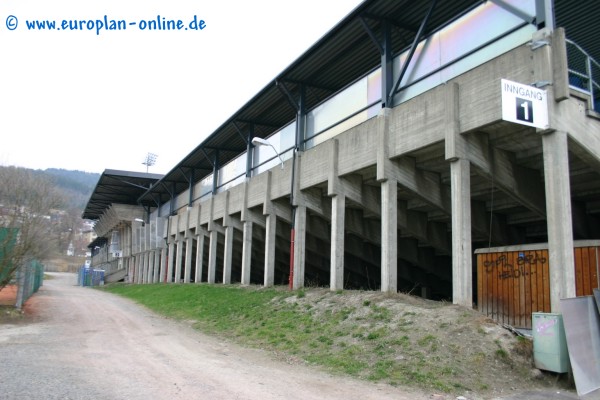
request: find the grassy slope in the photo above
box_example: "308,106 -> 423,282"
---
101,283 -> 573,399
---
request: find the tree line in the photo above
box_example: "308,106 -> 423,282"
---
0,166 -> 98,290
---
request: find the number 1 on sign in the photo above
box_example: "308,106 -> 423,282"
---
520,101 -> 529,121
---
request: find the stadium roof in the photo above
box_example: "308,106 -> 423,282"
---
82,169 -> 163,220
132,0 -> 598,210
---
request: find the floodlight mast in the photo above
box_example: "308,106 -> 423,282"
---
142,152 -> 158,173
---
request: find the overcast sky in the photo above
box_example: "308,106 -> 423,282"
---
0,0 -> 363,175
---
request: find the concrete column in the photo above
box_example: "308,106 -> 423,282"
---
223,226 -> 234,284
160,247 -> 168,283
542,130 -> 575,311
195,234 -> 205,283
153,250 -> 160,283
450,158 -> 472,307
381,179 -> 397,293
264,214 -> 276,287
174,238 -> 183,283
330,194 -> 345,291
241,221 -> 253,285
127,257 -> 134,283
292,206 -> 307,290
144,252 -> 151,284
167,240 -> 175,283
208,230 -> 218,284
184,236 -> 193,283
147,252 -> 154,283
136,255 -> 143,284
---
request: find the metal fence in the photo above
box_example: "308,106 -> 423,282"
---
566,39 -> 600,112
15,259 -> 44,309
78,266 -> 105,287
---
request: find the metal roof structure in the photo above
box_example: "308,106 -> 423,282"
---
82,169 -> 163,220
134,0 -> 598,210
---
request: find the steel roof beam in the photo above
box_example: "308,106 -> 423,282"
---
388,0 -> 437,106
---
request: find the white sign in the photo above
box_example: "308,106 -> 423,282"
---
501,79 -> 548,129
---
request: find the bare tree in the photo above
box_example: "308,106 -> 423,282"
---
0,166 -> 65,290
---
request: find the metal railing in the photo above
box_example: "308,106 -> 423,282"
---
566,39 -> 600,112
15,259 -> 44,309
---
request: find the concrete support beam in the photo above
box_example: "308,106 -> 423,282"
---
195,234 -> 205,283
223,226 -> 234,284
207,230 -> 218,284
450,158 -> 472,307
264,214 -> 277,287
241,221 -> 253,285
377,108 -> 398,293
145,252 -> 152,284
542,130 -> 576,311
153,250 -> 161,283
174,237 -> 183,283
381,179 -> 398,293
292,206 -> 307,289
167,240 -> 175,283
464,134 -> 546,218
138,254 -> 144,284
160,244 -> 173,283
330,194 -> 345,291
184,235 -> 193,283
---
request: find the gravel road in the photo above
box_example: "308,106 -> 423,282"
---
0,273 -> 431,400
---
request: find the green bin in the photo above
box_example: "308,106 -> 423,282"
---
532,313 -> 570,373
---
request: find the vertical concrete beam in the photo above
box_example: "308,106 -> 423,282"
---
381,179 -> 398,293
195,234 -> 205,283
137,255 -> 144,284
223,226 -> 234,284
264,214 -> 276,287
160,247 -> 167,283
241,221 -> 253,285
174,237 -> 183,283
167,240 -> 175,283
377,107 -> 398,293
184,235 -> 193,283
450,158 -> 472,307
542,130 -> 575,310
144,252 -> 151,284
208,230 -> 218,284
330,194 -> 345,291
292,206 -> 307,290
153,250 -> 160,283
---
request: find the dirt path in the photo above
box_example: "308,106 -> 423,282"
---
0,273 -> 432,400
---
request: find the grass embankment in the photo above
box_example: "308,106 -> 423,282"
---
101,283 -> 548,397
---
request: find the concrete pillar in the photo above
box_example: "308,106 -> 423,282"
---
264,214 -> 276,287
127,257 -> 134,283
144,252 -> 151,284
241,221 -> 253,285
450,158 -> 472,307
380,179 -> 397,293
542,130 -> 575,311
292,206 -> 307,289
167,240 -> 175,283
208,230 -> 218,284
136,255 -> 143,284
330,194 -> 345,291
184,235 -> 193,283
174,238 -> 183,283
160,247 -> 168,283
195,234 -> 205,283
223,226 -> 234,284
153,250 -> 160,283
